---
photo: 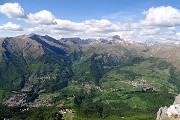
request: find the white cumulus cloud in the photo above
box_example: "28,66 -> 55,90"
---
139,28 -> 160,36
27,10 -> 57,25
142,6 -> 180,27
0,22 -> 23,31
84,19 -> 121,34
0,3 -> 27,19
53,19 -> 86,32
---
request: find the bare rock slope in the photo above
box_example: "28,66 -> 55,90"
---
156,94 -> 180,120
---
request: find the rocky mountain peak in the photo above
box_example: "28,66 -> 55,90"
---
28,33 -> 38,37
60,37 -> 94,44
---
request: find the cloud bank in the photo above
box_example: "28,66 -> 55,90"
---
0,22 -> 23,31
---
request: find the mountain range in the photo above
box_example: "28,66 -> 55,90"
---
0,34 -> 180,120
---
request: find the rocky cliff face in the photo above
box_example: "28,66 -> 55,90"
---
156,94 -> 180,120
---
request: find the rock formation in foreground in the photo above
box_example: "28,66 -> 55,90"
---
156,94 -> 180,120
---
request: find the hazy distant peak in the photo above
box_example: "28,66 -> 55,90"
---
110,35 -> 122,41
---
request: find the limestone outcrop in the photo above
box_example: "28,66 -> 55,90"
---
156,94 -> 180,120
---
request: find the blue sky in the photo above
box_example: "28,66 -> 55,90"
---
0,0 -> 180,42
1,0 -> 179,22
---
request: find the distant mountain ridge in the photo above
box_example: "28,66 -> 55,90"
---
60,37 -> 93,44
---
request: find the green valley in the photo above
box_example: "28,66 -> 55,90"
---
0,34 -> 179,120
